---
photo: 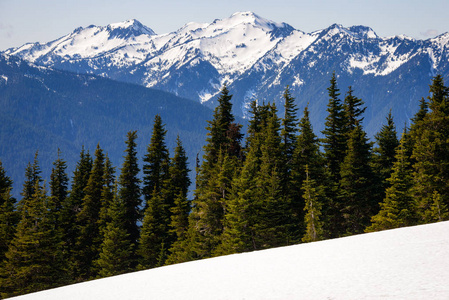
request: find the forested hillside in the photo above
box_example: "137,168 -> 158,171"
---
1,71 -> 448,298
0,54 -> 216,196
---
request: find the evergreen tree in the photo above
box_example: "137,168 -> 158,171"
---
49,149 -> 69,226
142,115 -> 170,207
73,144 -> 105,281
322,73 -> 346,182
321,73 -> 346,237
301,166 -> 324,243
372,111 -> 399,204
187,85 -> 242,259
342,86 -> 366,134
290,105 -> 325,240
61,147 -> 92,279
97,155 -> 115,240
95,184 -> 134,278
137,188 -> 169,269
366,136 -> 416,232
338,123 -> 375,235
412,75 -> 449,222
19,151 -> 42,212
281,85 -> 298,162
118,131 -> 141,248
1,183 -> 67,298
0,161 -> 18,262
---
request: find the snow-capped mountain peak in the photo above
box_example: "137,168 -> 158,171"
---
107,19 -> 156,37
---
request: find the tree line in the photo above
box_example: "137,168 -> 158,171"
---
0,74 -> 448,298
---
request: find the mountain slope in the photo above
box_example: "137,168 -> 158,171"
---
0,54 -> 216,196
10,221 -> 449,299
4,12 -> 449,136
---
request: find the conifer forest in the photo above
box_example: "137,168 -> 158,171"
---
1,74 -> 448,298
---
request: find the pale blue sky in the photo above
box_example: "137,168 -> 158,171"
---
0,0 -> 448,50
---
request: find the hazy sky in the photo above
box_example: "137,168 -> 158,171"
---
1,0 -> 448,50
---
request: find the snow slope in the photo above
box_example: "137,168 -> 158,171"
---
11,221 -> 449,300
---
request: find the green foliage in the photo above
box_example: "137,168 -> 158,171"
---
118,131 -> 141,248
0,161 -> 18,261
1,183 -> 67,298
301,166 -> 324,243
73,144 -> 105,281
95,185 -> 134,278
366,136 -> 416,232
412,75 -> 449,223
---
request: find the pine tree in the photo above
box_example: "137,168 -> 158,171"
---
372,111 -> 399,205
1,183 -> 67,298
73,144 -> 105,281
412,75 -> 449,223
281,86 -> 298,162
118,131 -> 141,249
301,166 -> 324,243
321,73 -> 346,237
49,149 -> 69,228
142,115 -> 170,207
290,105 -> 325,240
342,86 -> 366,134
137,188 -> 169,269
95,184 -> 134,278
0,161 -> 18,262
187,85 -> 242,259
366,136 -> 416,232
338,122 -> 375,235
61,147 -> 92,279
97,155 -> 115,241
19,151 -> 42,212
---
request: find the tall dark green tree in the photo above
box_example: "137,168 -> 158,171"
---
19,151 -> 42,212
61,147 -> 92,279
412,75 -> 449,222
95,184 -> 134,278
73,144 -> 105,281
118,131 -> 141,248
342,86 -> 366,134
49,149 -> 69,226
321,74 -> 346,237
338,122 -> 375,235
98,155 -> 116,240
301,166 -> 324,243
188,85 -> 242,259
281,86 -> 298,162
1,183 -> 67,298
142,115 -> 170,207
366,136 -> 416,232
291,105 -> 326,240
0,161 -> 18,262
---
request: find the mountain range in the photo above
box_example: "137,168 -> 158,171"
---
4,12 -> 449,136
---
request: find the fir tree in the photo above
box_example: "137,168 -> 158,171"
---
97,155 -> 115,240
338,123 -> 375,235
138,188 -> 169,269
321,73 -> 346,237
366,136 -> 416,232
95,184 -> 134,278
142,115 -> 170,207
118,131 -> 141,248
73,144 -> 105,281
412,75 -> 449,223
0,161 -> 18,262
49,149 -> 69,227
301,166 -> 324,243
291,105 -> 325,240
19,151 -> 42,212
281,85 -> 298,162
61,147 -> 92,279
1,183 -> 67,298
342,86 -> 366,134
372,111 -> 399,204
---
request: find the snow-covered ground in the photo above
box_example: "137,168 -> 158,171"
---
11,221 -> 449,300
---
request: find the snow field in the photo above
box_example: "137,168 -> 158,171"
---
11,221 -> 449,300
